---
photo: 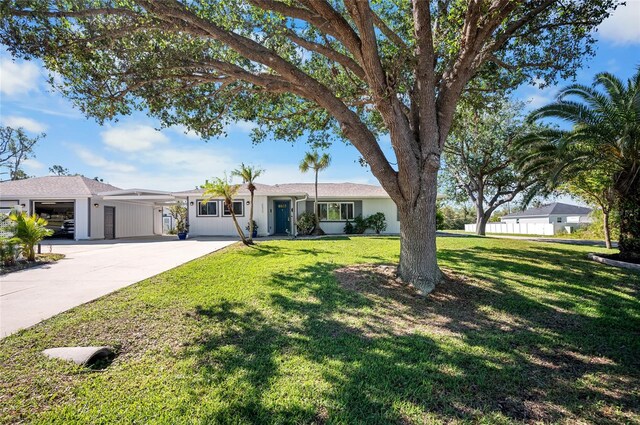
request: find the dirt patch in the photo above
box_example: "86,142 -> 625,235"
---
334,264 -> 515,338
333,264 -> 639,423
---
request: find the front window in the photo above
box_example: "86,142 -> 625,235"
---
197,200 -> 218,216
223,200 -> 244,217
557,217 -> 562,223
317,202 -> 354,221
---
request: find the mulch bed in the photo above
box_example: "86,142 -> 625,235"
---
0,253 -> 65,275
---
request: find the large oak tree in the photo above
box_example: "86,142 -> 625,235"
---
442,100 -> 545,235
0,0 -> 618,292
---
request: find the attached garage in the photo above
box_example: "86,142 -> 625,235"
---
0,176 -> 166,241
33,201 -> 75,238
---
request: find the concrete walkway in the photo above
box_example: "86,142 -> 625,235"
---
0,236 -> 237,338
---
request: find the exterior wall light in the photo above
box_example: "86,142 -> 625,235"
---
189,201 -> 194,206
246,200 -> 250,205
93,203 -> 99,208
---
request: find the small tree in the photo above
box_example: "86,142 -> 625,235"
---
202,176 -> 250,245
561,170 -> 616,249
0,126 -> 43,180
9,211 -> 53,261
168,204 -> 188,234
232,163 -> 264,241
299,151 -> 331,236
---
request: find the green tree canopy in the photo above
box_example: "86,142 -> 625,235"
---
442,100 -> 547,235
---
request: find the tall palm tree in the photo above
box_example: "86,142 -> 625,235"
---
232,163 -> 264,242
201,175 -> 251,245
299,151 -> 331,236
519,69 -> 640,259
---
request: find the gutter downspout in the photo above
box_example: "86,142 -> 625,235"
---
293,194 -> 308,238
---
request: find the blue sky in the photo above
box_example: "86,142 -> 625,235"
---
0,3 -> 639,192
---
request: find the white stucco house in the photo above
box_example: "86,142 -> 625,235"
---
0,176 -> 165,240
177,182 -> 400,237
1,177 -> 401,239
464,202 -> 592,235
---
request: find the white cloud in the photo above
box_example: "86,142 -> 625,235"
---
524,83 -> 558,110
22,158 -> 45,172
227,120 -> 257,133
597,1 -> 640,45
1,115 -> 47,133
101,124 -> 169,152
72,145 -> 137,173
0,58 -> 41,96
169,124 -> 201,140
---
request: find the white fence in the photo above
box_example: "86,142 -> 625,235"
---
463,222 -> 584,235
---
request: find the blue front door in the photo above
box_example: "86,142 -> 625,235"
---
274,201 -> 290,235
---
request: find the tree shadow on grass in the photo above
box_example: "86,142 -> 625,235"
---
182,245 -> 640,424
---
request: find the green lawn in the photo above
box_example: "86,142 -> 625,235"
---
1,237 -> 638,424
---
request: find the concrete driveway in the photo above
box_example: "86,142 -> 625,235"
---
0,236 -> 237,338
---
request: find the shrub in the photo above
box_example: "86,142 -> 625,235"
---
245,220 -> 259,233
9,211 -> 53,261
0,237 -> 19,266
367,212 -> 387,234
353,215 -> 368,234
436,209 -> 445,230
343,220 -> 355,234
296,212 -> 316,235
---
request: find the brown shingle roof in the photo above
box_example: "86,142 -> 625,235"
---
0,176 -> 121,197
175,182 -> 389,198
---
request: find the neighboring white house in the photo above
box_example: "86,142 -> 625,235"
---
464,202 -> 592,235
177,182 -> 400,237
0,176 -> 166,240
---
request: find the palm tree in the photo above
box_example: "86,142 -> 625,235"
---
299,151 -> 331,236
519,69 -> 640,259
232,163 -> 264,242
9,211 -> 53,261
201,175 -> 251,245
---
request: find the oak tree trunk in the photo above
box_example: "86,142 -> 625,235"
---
475,207 -> 489,236
397,169 -> 443,294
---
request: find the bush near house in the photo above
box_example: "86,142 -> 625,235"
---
346,213 -> 387,234
296,212 -> 316,236
352,215 -> 369,234
367,212 -> 387,234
